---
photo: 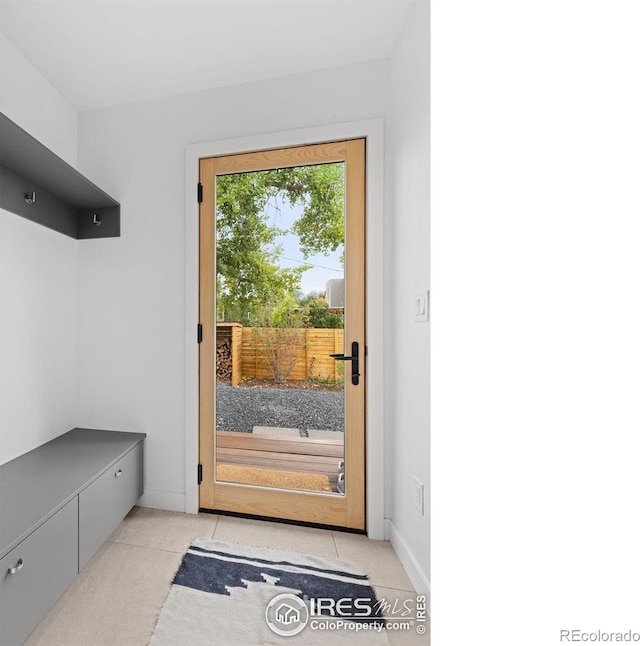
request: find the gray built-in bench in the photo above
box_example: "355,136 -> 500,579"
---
0,428 -> 146,645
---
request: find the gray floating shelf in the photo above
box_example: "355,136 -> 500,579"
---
0,112 -> 120,239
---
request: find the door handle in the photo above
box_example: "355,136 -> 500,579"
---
330,341 -> 360,386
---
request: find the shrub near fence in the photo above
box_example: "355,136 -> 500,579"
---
241,327 -> 345,382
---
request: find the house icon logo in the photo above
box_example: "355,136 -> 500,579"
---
276,603 -> 301,625
265,593 -> 309,636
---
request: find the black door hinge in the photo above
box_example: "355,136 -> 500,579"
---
197,463 -> 203,485
197,324 -> 203,343
197,182 -> 203,203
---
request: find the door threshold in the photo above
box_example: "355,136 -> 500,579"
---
198,507 -> 366,535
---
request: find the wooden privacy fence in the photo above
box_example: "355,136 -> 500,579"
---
213,325 -> 347,385
216,324 -> 345,383
242,327 -> 345,382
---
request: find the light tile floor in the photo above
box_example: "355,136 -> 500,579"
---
25,508 -> 430,646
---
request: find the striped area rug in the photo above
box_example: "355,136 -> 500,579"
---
150,539 -> 389,645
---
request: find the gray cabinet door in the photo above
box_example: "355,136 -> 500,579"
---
78,444 -> 143,570
0,497 -> 78,646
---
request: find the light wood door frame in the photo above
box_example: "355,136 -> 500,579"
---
198,139 -> 366,530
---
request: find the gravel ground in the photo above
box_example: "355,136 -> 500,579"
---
216,381 -> 344,434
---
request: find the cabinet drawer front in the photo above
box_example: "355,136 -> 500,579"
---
0,497 -> 78,646
79,443 -> 143,570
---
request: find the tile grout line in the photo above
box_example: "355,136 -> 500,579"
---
331,531 -> 340,559
210,515 -> 220,538
372,583 -> 420,594
106,539 -> 193,556
331,535 -> 417,593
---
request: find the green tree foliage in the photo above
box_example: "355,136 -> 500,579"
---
216,164 -> 344,324
306,300 -> 344,329
297,291 -> 344,329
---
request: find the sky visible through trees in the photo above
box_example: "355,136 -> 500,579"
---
216,164 -> 345,326
264,196 -> 343,295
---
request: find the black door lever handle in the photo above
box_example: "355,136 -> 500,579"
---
330,341 -> 360,385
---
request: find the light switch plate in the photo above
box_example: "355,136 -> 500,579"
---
414,477 -> 425,514
415,291 -> 429,322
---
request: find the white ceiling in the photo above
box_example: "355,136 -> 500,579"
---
0,0 -> 414,112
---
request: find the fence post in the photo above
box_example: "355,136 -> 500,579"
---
231,324 -> 242,387
305,329 -> 309,380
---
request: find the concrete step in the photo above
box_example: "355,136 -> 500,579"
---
252,426 -> 301,437
307,429 -> 343,440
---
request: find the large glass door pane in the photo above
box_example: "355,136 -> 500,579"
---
214,163 -> 346,495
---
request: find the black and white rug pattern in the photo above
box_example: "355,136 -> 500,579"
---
150,539 -> 389,645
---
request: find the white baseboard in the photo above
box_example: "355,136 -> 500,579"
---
384,519 -> 431,615
138,489 -> 186,513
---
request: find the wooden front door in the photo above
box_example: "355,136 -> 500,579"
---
198,139 -> 366,530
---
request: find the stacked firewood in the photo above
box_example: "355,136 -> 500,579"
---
216,338 -> 233,380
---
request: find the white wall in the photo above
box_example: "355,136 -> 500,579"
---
0,31 -> 77,166
385,0 -> 430,595
76,60 -> 390,510
0,214 -> 78,464
0,32 -> 78,464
